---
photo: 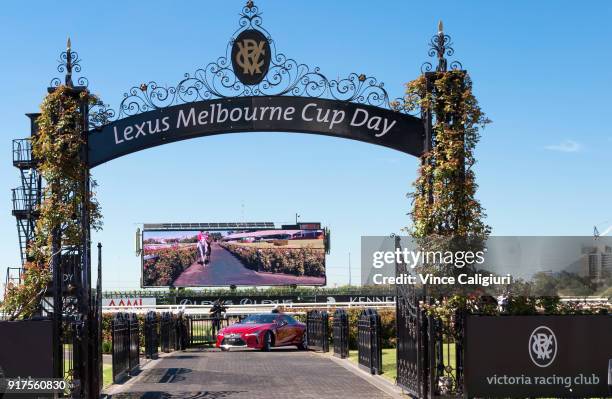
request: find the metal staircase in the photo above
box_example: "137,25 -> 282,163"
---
8,114 -> 42,279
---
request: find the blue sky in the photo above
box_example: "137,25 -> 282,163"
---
0,1 -> 611,290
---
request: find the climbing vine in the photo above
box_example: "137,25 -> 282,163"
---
3,85 -> 102,319
405,71 -> 490,240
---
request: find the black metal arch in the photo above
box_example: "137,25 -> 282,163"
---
79,1 -> 410,131
52,1 -> 433,168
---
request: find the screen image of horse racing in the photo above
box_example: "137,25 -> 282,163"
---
142,228 -> 326,287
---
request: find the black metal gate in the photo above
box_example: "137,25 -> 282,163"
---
128,313 -> 140,373
144,311 -> 159,359
332,308 -> 349,358
188,315 -> 220,346
394,234 -> 466,399
160,312 -> 174,352
111,313 -> 129,383
357,308 -> 382,375
306,310 -> 329,352
395,235 -> 427,397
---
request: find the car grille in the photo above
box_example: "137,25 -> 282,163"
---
222,337 -> 246,346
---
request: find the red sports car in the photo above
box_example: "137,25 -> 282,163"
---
216,313 -> 306,351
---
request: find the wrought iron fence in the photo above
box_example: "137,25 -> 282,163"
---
144,311 -> 159,359
306,309 -> 329,352
426,306 -> 465,398
332,308 -> 349,358
128,313 -> 140,373
160,312 -> 174,352
396,288 -> 427,397
358,308 -> 382,375
62,319 -> 76,394
110,312 -> 140,383
176,312 -> 189,350
186,314 -> 242,346
111,313 -> 129,383
188,315 -> 220,346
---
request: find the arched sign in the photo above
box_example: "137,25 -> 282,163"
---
85,2 -> 425,168
88,96 -> 423,167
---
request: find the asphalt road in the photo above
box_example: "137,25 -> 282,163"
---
104,348 -> 396,399
172,242 -> 325,286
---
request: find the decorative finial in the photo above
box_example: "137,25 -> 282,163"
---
65,37 -> 73,87
246,0 -> 254,9
421,20 -> 462,73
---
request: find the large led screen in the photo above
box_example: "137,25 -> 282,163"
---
142,228 -> 326,287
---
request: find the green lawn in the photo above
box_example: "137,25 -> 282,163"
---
348,348 -> 396,382
103,364 -> 113,388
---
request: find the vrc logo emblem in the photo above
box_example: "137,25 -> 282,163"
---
529,326 -> 557,367
231,29 -> 271,86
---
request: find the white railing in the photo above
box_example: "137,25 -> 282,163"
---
101,296 -> 611,315
102,301 -> 397,315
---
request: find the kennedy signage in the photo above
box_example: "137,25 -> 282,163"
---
87,96 -> 424,167
465,315 -> 612,398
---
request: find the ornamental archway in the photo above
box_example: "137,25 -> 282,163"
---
83,2 -> 426,167
9,1 -> 467,397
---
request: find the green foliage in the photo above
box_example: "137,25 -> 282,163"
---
3,86 -> 103,319
282,307 -> 397,349
143,245 -> 198,286
102,340 -> 112,354
405,71 -> 490,240
220,243 -> 325,277
423,294 -> 610,319
101,313 -> 147,352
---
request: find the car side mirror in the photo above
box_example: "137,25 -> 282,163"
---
277,320 -> 288,327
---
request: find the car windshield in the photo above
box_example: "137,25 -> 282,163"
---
240,314 -> 277,324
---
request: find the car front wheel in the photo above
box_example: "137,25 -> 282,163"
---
261,331 -> 272,352
297,334 -> 307,350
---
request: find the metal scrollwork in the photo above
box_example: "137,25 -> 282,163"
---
88,99 -> 116,130
50,38 -> 86,88
115,1 -> 401,118
421,21 -> 463,73
50,1 -> 418,128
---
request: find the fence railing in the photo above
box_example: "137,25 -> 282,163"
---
111,313 -> 130,383
188,315 -> 221,346
128,313 -> 140,373
144,311 -> 159,359
306,309 -> 329,352
427,309 -> 465,397
160,312 -> 175,352
332,308 -> 349,358
358,308 -> 382,375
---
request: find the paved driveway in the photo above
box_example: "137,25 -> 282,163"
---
105,348 -> 397,399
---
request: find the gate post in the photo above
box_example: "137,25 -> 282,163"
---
306,310 -> 329,352
128,313 -> 140,374
111,312 -> 128,383
333,309 -> 348,358
145,311 -> 159,359
358,308 -> 382,375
